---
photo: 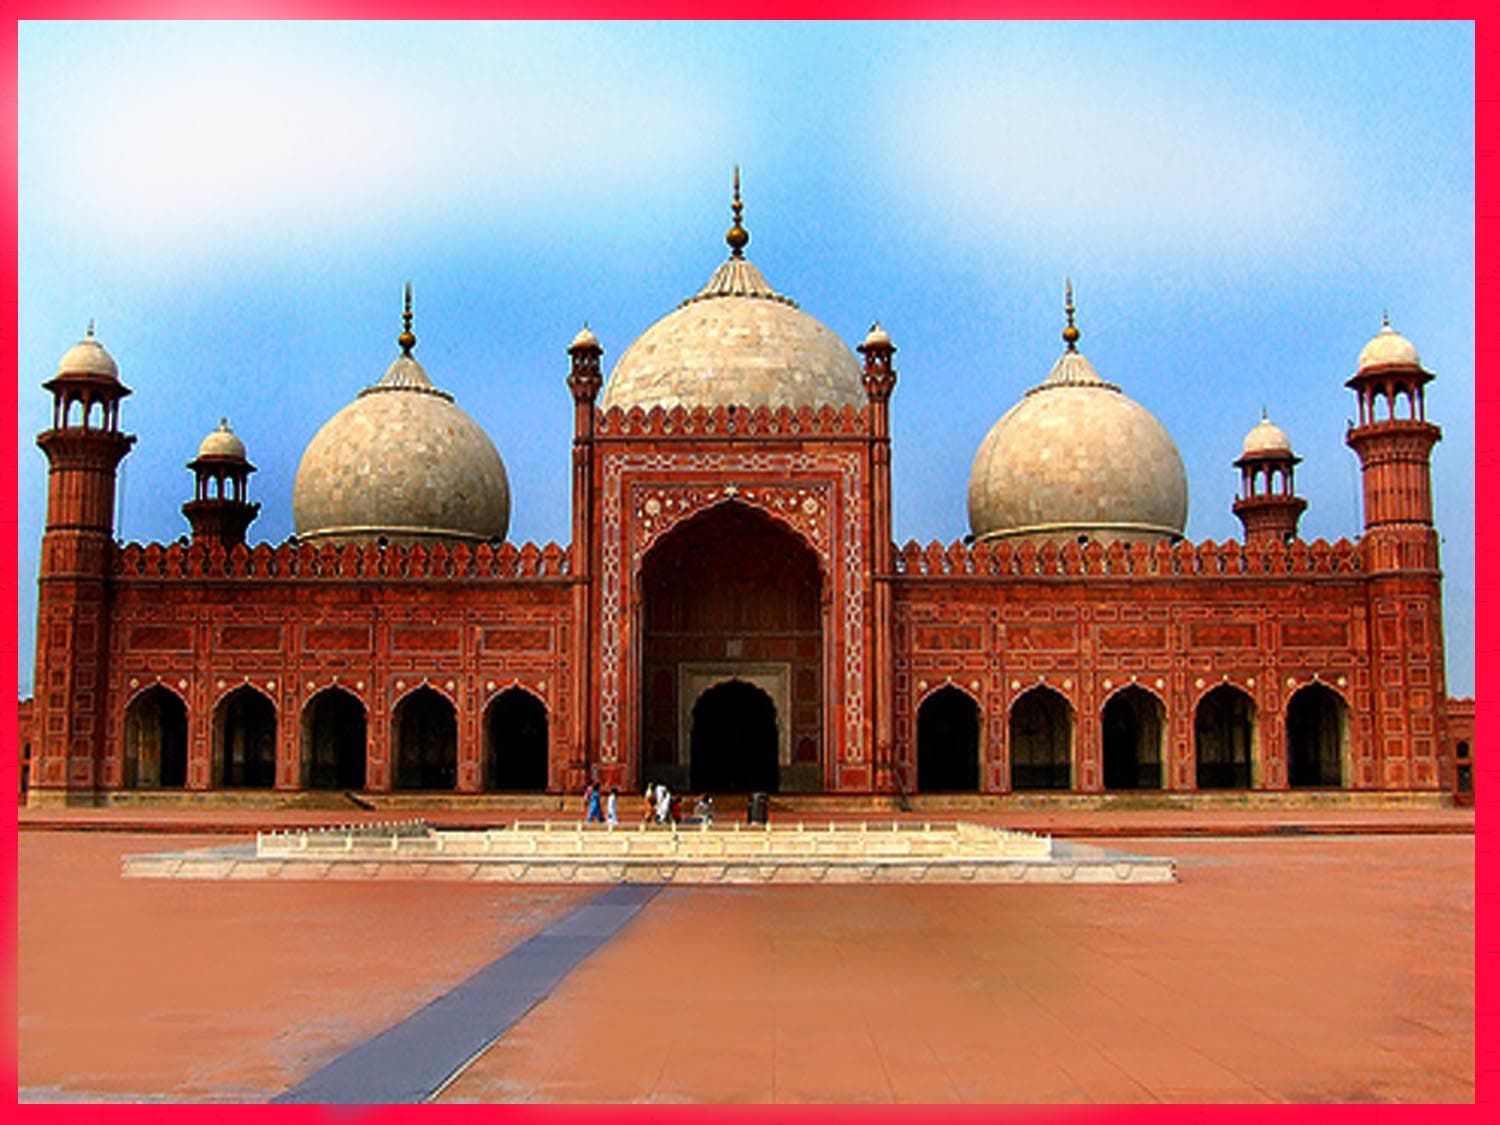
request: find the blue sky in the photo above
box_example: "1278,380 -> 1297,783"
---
15,20 -> 1475,697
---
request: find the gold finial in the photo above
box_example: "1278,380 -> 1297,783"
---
1062,279 -> 1080,352
726,165 -> 749,259
220,416 -> 230,430
1382,308 -> 1391,329
1261,405 -> 1268,421
86,318 -> 95,339
398,282 -> 416,357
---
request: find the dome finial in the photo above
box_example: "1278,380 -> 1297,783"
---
398,282 -> 417,357
726,165 -> 749,259
1062,279 -> 1080,352
1382,308 -> 1391,329
86,318 -> 95,339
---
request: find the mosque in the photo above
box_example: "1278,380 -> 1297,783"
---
23,183 -> 1467,806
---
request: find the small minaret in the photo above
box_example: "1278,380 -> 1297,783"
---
566,323 -> 604,792
32,324 -> 136,804
1345,314 -> 1442,571
858,322 -> 899,792
182,418 -> 259,548
1232,411 -> 1306,545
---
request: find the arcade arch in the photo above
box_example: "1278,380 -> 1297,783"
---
213,685 -> 277,788
916,686 -> 981,792
1287,683 -> 1349,788
394,686 -> 458,790
124,685 -> 188,789
1102,685 -> 1165,790
302,687 -> 367,790
1009,685 -> 1073,790
485,688 -> 549,791
1194,685 -> 1256,789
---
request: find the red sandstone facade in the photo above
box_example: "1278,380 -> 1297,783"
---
23,298 -> 1461,807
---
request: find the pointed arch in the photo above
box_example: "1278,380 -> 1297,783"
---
916,685 -> 981,792
301,686 -> 367,790
1287,682 -> 1350,788
1009,685 -> 1074,791
690,679 -> 780,793
484,687 -> 549,791
123,684 -> 188,789
394,685 -> 458,790
1194,684 -> 1256,789
213,684 -> 277,788
1102,685 -> 1165,791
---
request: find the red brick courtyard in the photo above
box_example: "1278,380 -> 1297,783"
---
16,815 -> 1475,1104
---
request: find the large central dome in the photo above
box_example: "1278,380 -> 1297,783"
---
600,179 -> 864,413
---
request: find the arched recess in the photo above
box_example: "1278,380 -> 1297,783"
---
394,686 -> 458,791
1010,685 -> 1073,791
213,685 -> 277,788
690,679 -> 779,793
1194,684 -> 1256,789
1286,682 -> 1349,788
302,687 -> 367,790
485,688 -> 549,792
1102,685 -> 1165,790
916,686 -> 981,793
641,500 -> 823,792
124,685 -> 188,789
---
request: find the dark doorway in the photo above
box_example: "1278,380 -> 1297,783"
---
917,687 -> 981,792
124,686 -> 188,788
1102,686 -> 1164,790
690,680 -> 779,793
641,501 -> 822,791
303,688 -> 367,790
1010,686 -> 1072,790
395,687 -> 458,790
215,686 -> 277,788
1287,683 -> 1347,788
1195,685 -> 1255,789
487,689 -> 549,791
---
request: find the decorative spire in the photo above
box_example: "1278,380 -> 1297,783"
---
398,282 -> 416,356
86,318 -> 95,339
1062,279 -> 1080,352
726,166 -> 749,259
1382,309 -> 1391,329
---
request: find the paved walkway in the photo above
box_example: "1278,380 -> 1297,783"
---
17,819 -> 1476,1103
274,884 -> 660,1103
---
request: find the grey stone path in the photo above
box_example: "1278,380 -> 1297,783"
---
272,883 -> 662,1104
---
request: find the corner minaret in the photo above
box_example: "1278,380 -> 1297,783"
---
182,418 -> 259,548
1232,411 -> 1307,545
858,322 -> 898,795
32,324 -> 136,804
1345,315 -> 1446,792
1345,315 -> 1442,571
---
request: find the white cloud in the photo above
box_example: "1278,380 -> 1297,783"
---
883,52 -> 1335,262
20,23 -> 721,263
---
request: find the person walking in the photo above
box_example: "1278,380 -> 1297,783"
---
606,787 -> 619,826
585,779 -> 604,824
581,779 -> 596,824
656,782 -> 673,826
643,782 -> 657,825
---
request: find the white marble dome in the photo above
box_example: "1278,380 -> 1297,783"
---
600,256 -> 864,413
968,339 -> 1188,546
293,347 -> 510,545
57,326 -> 118,380
196,418 -> 247,461
1358,318 -> 1421,370
1241,414 -> 1293,457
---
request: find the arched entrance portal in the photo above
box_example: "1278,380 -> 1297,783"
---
1195,685 -> 1255,789
689,680 -> 779,793
1287,683 -> 1348,788
394,687 -> 458,790
641,501 -> 822,792
302,688 -> 367,790
486,688 -> 549,791
1102,686 -> 1164,790
124,686 -> 188,788
214,686 -> 277,788
916,687 -> 980,792
1010,686 -> 1073,790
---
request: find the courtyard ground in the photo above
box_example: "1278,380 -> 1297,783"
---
15,808 -> 1476,1104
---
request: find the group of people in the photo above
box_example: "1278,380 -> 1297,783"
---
580,781 -> 618,825
582,779 -> 715,827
